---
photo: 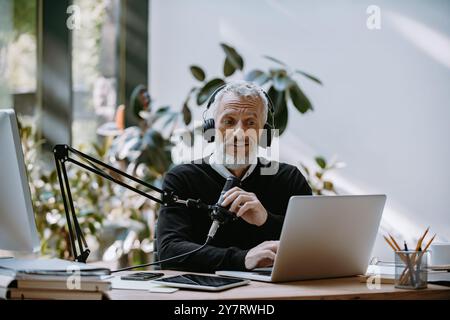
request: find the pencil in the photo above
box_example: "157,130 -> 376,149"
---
389,234 -> 402,251
383,236 -> 397,251
411,227 -> 429,268
384,235 -> 412,284
415,227 -> 429,251
422,234 -> 436,252
401,233 -> 436,285
407,227 -> 430,281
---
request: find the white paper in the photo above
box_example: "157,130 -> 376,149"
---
111,276 -> 177,293
149,287 -> 178,293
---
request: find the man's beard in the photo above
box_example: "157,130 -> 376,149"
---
213,135 -> 258,170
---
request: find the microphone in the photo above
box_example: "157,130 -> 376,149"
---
207,176 -> 241,240
112,176 -> 241,273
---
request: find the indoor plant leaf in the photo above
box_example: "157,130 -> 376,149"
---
223,57 -> 236,77
189,65 -> 206,81
315,156 -> 327,169
220,43 -> 244,70
273,98 -> 288,135
323,181 -> 334,190
295,69 -> 323,85
155,106 -> 170,114
182,102 -> 192,125
245,70 -> 270,86
263,55 -> 287,66
268,86 -> 288,135
272,70 -> 291,91
288,82 -> 313,113
196,78 -> 226,105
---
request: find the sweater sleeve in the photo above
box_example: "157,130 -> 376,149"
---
156,169 -> 249,273
258,166 -> 312,239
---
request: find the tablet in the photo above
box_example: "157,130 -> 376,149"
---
151,274 -> 250,291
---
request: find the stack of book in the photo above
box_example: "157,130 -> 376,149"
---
0,258 -> 111,300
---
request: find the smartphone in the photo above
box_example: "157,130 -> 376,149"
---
120,272 -> 164,281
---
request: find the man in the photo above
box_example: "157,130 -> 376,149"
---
156,81 -> 312,273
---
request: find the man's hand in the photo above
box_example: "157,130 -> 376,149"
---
245,241 -> 279,270
220,187 -> 268,226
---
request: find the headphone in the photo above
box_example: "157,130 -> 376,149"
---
202,84 -> 275,148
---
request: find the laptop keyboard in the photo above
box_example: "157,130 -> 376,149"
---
251,270 -> 272,276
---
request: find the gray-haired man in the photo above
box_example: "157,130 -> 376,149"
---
156,81 -> 312,272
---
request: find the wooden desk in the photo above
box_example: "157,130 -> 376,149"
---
107,270 -> 450,300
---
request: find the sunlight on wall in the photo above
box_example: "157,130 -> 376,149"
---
387,10 -> 450,70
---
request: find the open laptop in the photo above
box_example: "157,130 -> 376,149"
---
216,195 -> 386,282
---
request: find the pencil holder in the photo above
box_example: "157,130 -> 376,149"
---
394,250 -> 428,289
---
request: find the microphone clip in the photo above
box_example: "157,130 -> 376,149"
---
210,205 -> 238,224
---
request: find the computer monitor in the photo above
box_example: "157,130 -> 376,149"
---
0,109 -> 40,253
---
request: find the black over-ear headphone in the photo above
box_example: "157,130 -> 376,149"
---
202,84 -> 275,148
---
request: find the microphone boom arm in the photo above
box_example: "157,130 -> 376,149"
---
53,144 -> 214,263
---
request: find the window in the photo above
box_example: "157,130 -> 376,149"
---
71,0 -> 118,147
0,0 -> 37,114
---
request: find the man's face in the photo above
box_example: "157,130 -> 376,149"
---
214,92 -> 265,167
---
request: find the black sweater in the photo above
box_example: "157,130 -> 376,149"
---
155,157 -> 312,273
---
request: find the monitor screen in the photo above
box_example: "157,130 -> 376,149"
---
0,109 -> 40,253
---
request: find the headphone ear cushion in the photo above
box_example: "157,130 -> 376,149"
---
202,118 -> 215,143
259,123 -> 273,148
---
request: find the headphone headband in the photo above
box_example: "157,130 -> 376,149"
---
205,84 -> 275,115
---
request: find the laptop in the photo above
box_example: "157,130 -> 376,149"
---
216,195 -> 386,282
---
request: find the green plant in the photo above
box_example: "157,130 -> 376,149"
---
183,43 -> 322,135
18,43 -> 333,266
107,105 -> 177,181
12,0 -> 36,40
19,117 -> 153,264
300,156 -> 345,195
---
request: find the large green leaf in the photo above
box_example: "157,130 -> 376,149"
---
196,78 -> 226,105
220,43 -> 244,70
245,70 -> 270,86
268,86 -> 288,135
295,70 -> 323,85
223,57 -> 236,77
182,102 -> 192,125
274,99 -> 288,135
267,86 -> 285,115
189,65 -> 206,81
288,82 -> 313,113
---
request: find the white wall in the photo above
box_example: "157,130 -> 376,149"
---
149,0 -> 450,261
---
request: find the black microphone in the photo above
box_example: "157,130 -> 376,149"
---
207,176 -> 241,239
112,176 -> 241,273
